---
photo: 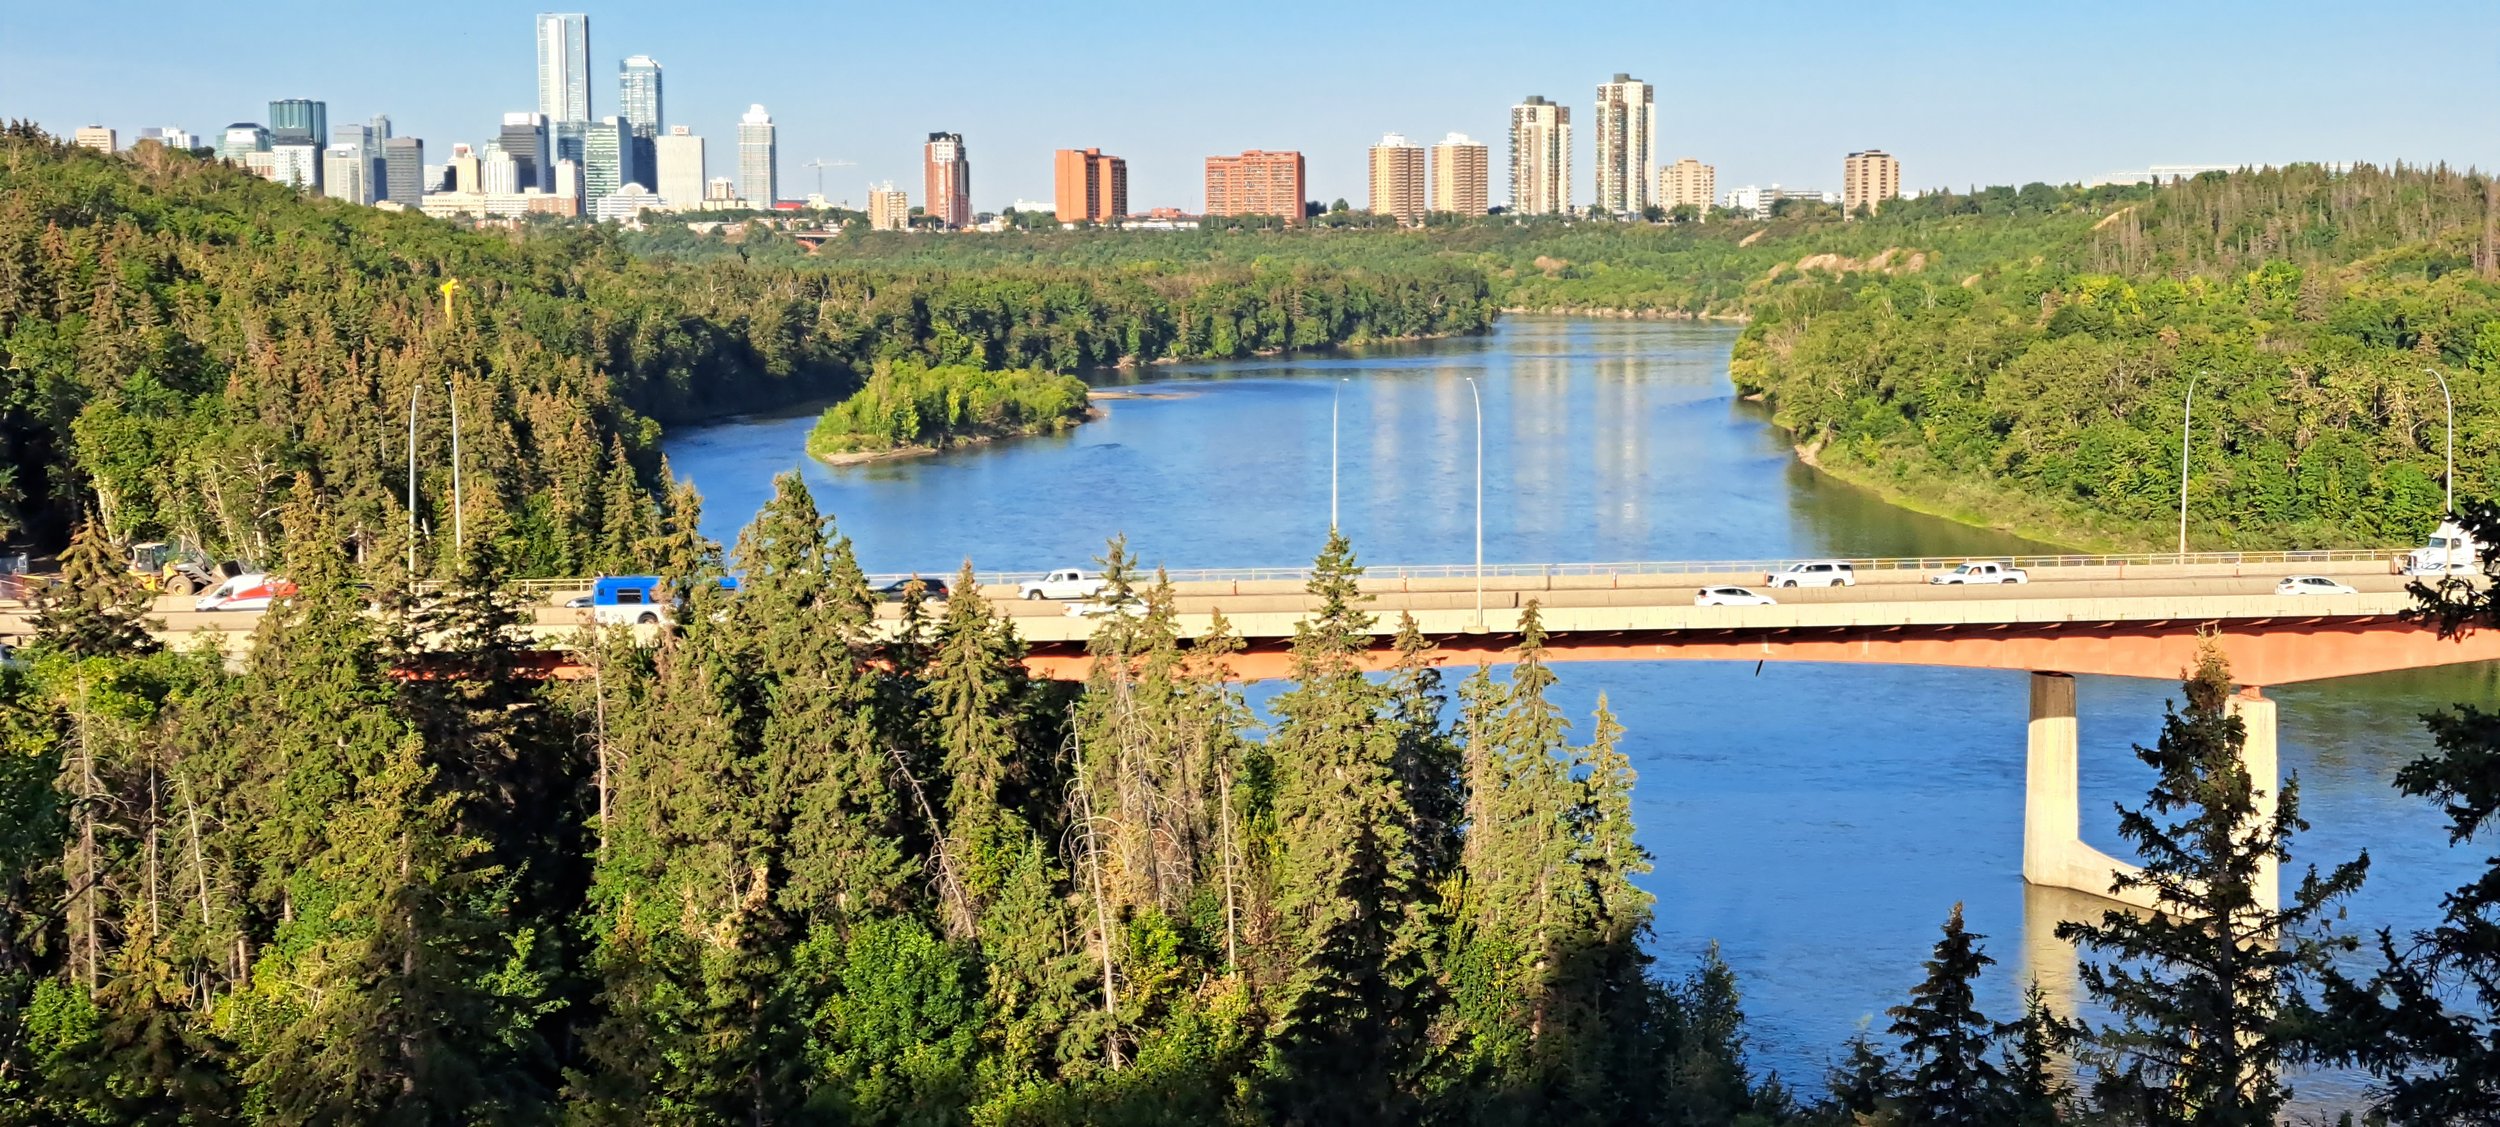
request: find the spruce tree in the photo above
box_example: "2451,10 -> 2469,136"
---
2055,645 -> 2369,1125
26,515 -> 158,658
2321,499 -> 2500,1124
1884,903 -> 2005,1127
1998,983 -> 2068,1127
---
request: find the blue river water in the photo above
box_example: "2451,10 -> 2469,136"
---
661,315 -> 2492,1103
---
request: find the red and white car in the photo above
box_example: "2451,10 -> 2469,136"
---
195,572 -> 297,612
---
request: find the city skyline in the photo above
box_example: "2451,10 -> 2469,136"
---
8,0 -> 2497,212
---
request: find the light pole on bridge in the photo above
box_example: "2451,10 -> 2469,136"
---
1330,379 -> 1347,531
2424,366 -> 2457,572
2177,369 -> 2204,561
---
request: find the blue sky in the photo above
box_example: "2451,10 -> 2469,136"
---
7,0 -> 2496,211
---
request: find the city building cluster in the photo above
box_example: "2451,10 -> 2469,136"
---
70,20 -> 1910,231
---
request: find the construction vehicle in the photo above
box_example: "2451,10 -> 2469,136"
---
127,542 -> 241,596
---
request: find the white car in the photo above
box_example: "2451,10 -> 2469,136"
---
1020,568 -> 1108,601
1695,585 -> 1777,607
195,573 -> 297,612
1930,561 -> 2030,585
2277,575 -> 2357,596
1764,561 -> 1856,588
1065,597 -> 1144,618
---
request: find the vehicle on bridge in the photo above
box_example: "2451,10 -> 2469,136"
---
872,576 -> 950,602
1694,586 -> 1776,607
1763,561 -> 1855,588
2402,521 -> 2487,576
128,541 -> 242,596
1930,561 -> 2029,585
1020,568 -> 1108,601
195,573 -> 297,612
2276,575 -> 2358,596
589,575 -> 740,626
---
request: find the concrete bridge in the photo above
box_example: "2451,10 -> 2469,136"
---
9,548 -> 2491,913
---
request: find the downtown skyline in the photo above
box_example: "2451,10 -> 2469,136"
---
7,0 -> 2497,212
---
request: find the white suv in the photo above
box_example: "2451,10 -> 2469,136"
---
1764,561 -> 1856,588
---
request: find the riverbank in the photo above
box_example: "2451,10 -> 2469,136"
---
1499,305 -> 1751,323
812,405 -> 1109,467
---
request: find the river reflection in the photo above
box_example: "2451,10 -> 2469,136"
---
660,315 -> 2490,1107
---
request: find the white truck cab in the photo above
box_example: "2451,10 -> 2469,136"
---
2404,521 -> 2486,576
1930,561 -> 2030,585
1020,568 -> 1108,601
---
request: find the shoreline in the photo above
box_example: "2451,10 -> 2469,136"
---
810,406 -> 1107,468
1499,305 -> 1752,323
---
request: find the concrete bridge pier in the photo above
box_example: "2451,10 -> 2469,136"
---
2020,671 -> 2280,915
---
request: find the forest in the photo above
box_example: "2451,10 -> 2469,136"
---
807,361 -> 1090,459
0,127 -> 1492,569
4,488 -> 2500,1124
1730,164 -> 2500,549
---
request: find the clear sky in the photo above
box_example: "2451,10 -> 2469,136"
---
8,0 -> 2496,212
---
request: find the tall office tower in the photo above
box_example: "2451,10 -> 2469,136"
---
268,98 -> 327,146
1593,74 -> 1653,215
1508,96 -> 1571,215
737,104 -> 777,205
867,184 -> 909,231
364,115 -> 393,197
923,132 -> 971,228
618,55 -> 662,188
323,145 -> 370,203
1429,133 -> 1490,215
471,151 -> 504,194
219,123 -> 270,163
500,112 -> 551,191
1203,150 -> 1307,225
1367,133 -> 1426,225
654,125 -> 705,208
73,126 -> 116,152
582,117 -> 634,204
1842,149 -> 1900,216
384,136 -> 425,204
535,13 -> 591,123
1658,157 -> 1716,214
370,114 -> 391,141
1052,148 -> 1127,225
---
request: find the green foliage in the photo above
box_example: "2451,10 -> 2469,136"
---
808,360 -> 1089,456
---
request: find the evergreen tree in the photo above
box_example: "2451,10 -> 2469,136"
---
1884,903 -> 2005,1126
593,439 -> 658,575
26,515 -> 157,659
2055,645 -> 2369,1125
1998,983 -> 2068,1127
1826,1032 -> 1903,1124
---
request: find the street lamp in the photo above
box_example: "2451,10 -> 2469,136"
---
2425,366 -> 2457,572
1464,376 -> 1484,632
2177,369 -> 2204,561
1330,379 -> 1347,531
441,280 -> 465,557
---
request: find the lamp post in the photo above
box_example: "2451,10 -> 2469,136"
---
406,381 -> 421,576
440,280 -> 465,556
2425,366 -> 2457,572
1330,379 -> 1346,531
2177,369 -> 2203,561
1464,376 -> 1483,632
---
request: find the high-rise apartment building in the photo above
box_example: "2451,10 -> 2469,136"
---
268,99 -> 326,146
737,104 -> 777,206
384,137 -> 425,204
583,117 -> 634,204
1429,133 -> 1489,216
923,133 -> 972,228
1052,148 -> 1127,225
73,126 -> 115,152
1593,74 -> 1653,215
654,126 -> 704,208
1508,96 -> 1571,216
267,142 -> 321,189
137,126 -> 196,151
323,145 -> 370,204
500,112 -> 551,192
1203,150 -> 1306,224
1842,149 -> 1900,216
1367,133 -> 1426,225
868,183 -> 909,231
1658,157 -> 1715,214
618,55 -> 662,190
219,123 -> 269,163
535,13 -> 591,124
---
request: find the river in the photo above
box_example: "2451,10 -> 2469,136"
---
661,315 -> 2492,1103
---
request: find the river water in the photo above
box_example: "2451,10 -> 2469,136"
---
662,316 -> 2493,1103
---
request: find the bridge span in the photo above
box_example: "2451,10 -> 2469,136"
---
8,547 -> 2488,913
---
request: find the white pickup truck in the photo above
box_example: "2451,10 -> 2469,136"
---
1930,561 -> 2030,585
1019,568 -> 1108,601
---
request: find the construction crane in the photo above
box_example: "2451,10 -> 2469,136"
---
802,158 -> 857,199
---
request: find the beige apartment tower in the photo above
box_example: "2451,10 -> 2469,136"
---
1593,74 -> 1653,215
1508,96 -> 1571,216
867,184 -> 909,231
1430,133 -> 1489,215
1659,158 -> 1716,214
1843,149 -> 1900,216
1368,133 -> 1426,225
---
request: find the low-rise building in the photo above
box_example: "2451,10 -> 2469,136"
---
867,184 -> 909,231
73,125 -> 116,152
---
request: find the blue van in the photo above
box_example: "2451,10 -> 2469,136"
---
589,574 -> 740,626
